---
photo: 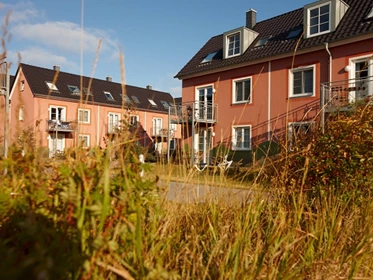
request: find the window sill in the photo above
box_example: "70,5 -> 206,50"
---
232,101 -> 252,105
289,94 -> 314,99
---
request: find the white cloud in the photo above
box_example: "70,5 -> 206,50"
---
7,47 -> 79,72
11,21 -> 119,55
0,1 -> 40,23
169,86 -> 182,97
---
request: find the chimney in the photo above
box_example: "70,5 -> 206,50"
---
246,9 -> 257,29
146,85 -> 152,90
106,76 -> 112,82
53,65 -> 60,71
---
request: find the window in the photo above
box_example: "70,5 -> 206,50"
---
83,88 -> 92,95
289,65 -> 315,97
227,32 -> 240,57
367,7 -> 373,19
20,80 -> 25,91
68,85 -> 80,95
78,108 -> 90,124
132,96 -> 140,103
50,106 -> 66,121
129,115 -> 139,126
108,112 -> 121,133
286,27 -> 302,39
232,125 -> 251,150
46,81 -> 58,92
121,94 -> 132,104
78,134 -> 90,148
233,77 -> 252,104
19,107 -> 24,121
160,100 -> 169,109
308,2 -> 330,37
170,122 -> 177,132
201,51 -> 218,63
255,37 -> 269,47
288,122 -> 314,149
104,91 -> 115,101
148,99 -> 157,107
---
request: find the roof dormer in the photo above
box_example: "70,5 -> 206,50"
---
223,27 -> 258,59
303,0 -> 349,39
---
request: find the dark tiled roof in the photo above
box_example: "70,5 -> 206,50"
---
175,0 -> 373,79
20,63 -> 174,113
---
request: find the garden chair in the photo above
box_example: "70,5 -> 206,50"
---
217,155 -> 233,172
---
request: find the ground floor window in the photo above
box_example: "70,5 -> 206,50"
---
78,134 -> 90,148
232,125 -> 251,150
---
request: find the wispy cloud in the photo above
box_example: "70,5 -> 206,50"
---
11,21 -> 118,55
7,47 -> 79,71
0,1 -> 41,23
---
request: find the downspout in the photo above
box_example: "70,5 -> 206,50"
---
268,61 -> 271,141
322,42 -> 332,133
97,105 -> 100,146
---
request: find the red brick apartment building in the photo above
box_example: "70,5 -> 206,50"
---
0,63 -> 180,158
174,0 -> 373,164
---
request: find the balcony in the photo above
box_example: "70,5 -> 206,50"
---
107,123 -> 121,134
321,76 -> 373,112
169,101 -> 218,124
46,119 -> 75,132
151,127 -> 174,138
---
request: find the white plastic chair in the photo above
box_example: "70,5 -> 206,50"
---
218,155 -> 233,171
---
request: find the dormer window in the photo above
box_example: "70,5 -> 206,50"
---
308,2 -> 330,37
46,81 -> 58,92
223,27 -> 258,59
303,0 -> 349,39
227,33 -> 240,57
104,91 -> 115,101
68,85 -> 80,95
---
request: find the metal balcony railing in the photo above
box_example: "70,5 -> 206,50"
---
151,127 -> 174,138
46,119 -> 75,132
169,101 -> 218,124
321,76 -> 373,111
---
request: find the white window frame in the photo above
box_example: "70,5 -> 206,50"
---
347,54 -> 373,102
307,2 -> 331,38
288,121 -> 315,149
49,106 -> 66,121
104,91 -> 115,101
148,99 -> 157,107
129,115 -> 139,126
108,112 -> 121,133
68,85 -> 80,95
19,106 -> 24,121
78,134 -> 90,148
289,64 -> 316,98
226,32 -> 241,58
78,108 -> 90,124
232,125 -> 252,151
232,76 -> 252,104
46,81 -> 58,92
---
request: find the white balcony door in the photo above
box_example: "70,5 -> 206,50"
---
48,133 -> 65,157
349,57 -> 372,102
195,86 -> 214,121
50,106 -> 66,121
108,113 -> 120,133
194,128 -> 212,164
153,118 -> 162,135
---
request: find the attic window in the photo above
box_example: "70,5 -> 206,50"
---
148,99 -> 157,107
286,28 -> 302,39
46,81 -> 58,92
255,37 -> 270,47
227,32 -> 240,57
104,91 -> 115,101
68,85 -> 80,95
121,94 -> 132,104
160,101 -> 169,109
132,96 -> 140,103
201,51 -> 218,63
83,88 -> 92,95
308,2 -> 330,37
367,7 -> 373,19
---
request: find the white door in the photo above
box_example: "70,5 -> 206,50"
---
196,86 -> 214,121
195,128 -> 212,164
108,113 -> 120,133
350,58 -> 372,102
48,133 -> 65,157
152,118 -> 162,135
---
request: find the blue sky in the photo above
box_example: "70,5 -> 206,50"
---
0,0 -> 312,97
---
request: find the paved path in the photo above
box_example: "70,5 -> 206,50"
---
158,180 -> 254,205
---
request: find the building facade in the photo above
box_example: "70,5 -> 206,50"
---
175,0 -> 373,164
3,63 -> 180,157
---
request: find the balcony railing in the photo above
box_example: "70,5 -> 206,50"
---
107,123 -> 121,134
151,127 -> 174,138
46,119 -> 75,132
169,101 -> 218,124
321,76 -> 373,111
